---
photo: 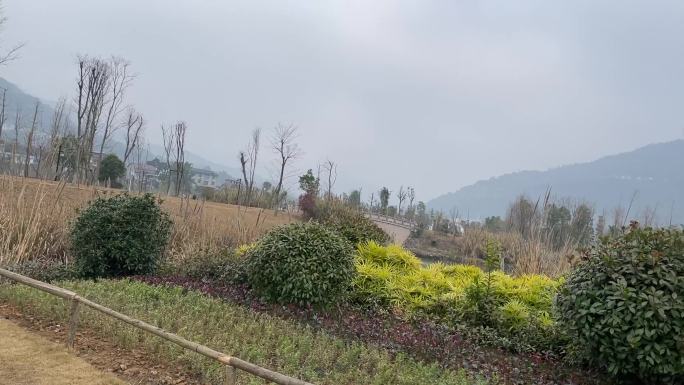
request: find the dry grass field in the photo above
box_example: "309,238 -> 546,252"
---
0,175 -> 297,265
406,229 -> 575,277
0,318 -> 125,385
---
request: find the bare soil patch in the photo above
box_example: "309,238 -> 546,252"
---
0,303 -> 204,385
0,317 -> 125,385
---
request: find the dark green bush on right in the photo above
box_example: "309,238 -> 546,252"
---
71,194 -> 172,278
557,224 -> 684,383
246,222 -> 355,306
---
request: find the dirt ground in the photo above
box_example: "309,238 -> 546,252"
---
0,317 -> 125,385
0,303 -> 206,385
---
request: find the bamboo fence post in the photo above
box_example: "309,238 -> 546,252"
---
224,365 -> 237,385
66,296 -> 80,349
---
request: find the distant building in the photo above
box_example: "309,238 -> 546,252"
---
0,140 -> 38,166
127,162 -> 160,191
191,168 -> 218,189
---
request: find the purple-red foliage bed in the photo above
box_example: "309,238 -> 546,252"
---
132,275 -> 607,385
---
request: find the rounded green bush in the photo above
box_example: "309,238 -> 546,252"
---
246,222 -> 355,306
71,194 -> 172,278
557,225 -> 684,383
315,203 -> 390,245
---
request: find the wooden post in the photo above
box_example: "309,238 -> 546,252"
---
66,296 -> 80,349
224,365 -> 237,385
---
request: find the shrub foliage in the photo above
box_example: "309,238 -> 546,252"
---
557,224 -> 684,383
315,203 -> 390,245
246,222 -> 355,306
71,194 -> 172,278
352,241 -> 563,352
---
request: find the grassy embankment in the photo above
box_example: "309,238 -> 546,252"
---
0,279 -> 489,385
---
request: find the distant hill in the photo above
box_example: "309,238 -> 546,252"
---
0,77 -> 241,180
428,140 -> 684,225
0,77 -> 56,140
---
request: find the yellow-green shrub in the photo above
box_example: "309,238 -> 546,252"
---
352,261 -> 398,305
355,241 -> 421,270
352,242 -> 564,351
498,299 -> 531,332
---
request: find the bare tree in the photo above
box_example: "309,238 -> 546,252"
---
323,159 -> 337,201
238,151 -> 249,204
44,97 -> 67,179
12,106 -> 19,146
246,128 -> 261,204
74,56 -> 110,183
173,121 -> 187,196
449,207 -> 460,237
11,107 -> 19,173
397,185 -> 408,216
271,123 -> 300,210
23,102 -> 39,177
122,108 -> 144,165
238,128 -> 261,205
0,5 -> 24,66
0,88 -> 6,141
98,57 -> 133,165
161,124 -> 174,195
407,186 -> 416,218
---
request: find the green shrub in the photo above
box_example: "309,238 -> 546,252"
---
315,203 -> 390,245
5,259 -> 78,283
160,248 -> 247,283
557,224 -> 684,383
71,194 -> 172,278
246,222 -> 355,306
497,299 -> 531,332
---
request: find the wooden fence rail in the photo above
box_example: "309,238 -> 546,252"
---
0,268 -> 314,385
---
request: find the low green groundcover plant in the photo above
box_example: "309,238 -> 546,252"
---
246,222 -> 355,306
557,224 -> 684,384
353,241 -> 563,352
0,279 -> 487,385
71,193 -> 172,278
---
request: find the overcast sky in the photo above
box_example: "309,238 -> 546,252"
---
2,0 -> 683,201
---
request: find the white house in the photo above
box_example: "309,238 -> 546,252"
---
191,168 -> 218,188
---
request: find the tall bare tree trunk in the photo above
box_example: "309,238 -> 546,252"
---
271,124 -> 300,212
24,102 -> 39,178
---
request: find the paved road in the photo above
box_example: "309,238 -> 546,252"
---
371,220 -> 412,245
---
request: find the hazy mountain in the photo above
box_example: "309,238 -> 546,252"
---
0,77 -> 241,180
0,77 -> 56,141
428,140 -> 684,225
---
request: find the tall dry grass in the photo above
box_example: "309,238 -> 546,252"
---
0,177 -> 73,265
412,229 -> 575,277
454,229 -> 574,276
0,175 -> 295,266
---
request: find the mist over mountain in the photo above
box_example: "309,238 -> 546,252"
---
428,140 -> 684,225
0,77 -> 56,139
0,77 -> 241,179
